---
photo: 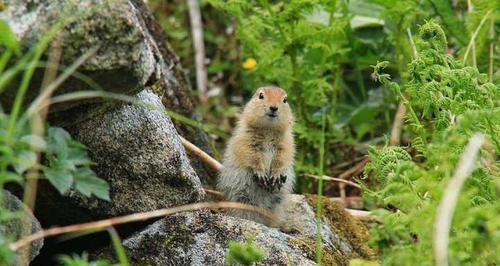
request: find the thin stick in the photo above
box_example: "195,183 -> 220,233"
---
463,10 -> 492,65
10,201 -> 274,252
434,134 -> 485,266
338,157 -> 370,180
488,17 -> 495,82
24,46 -> 100,118
338,157 -> 369,202
23,37 -> 64,211
187,0 -> 208,104
328,197 -> 364,209
406,28 -> 418,58
466,0 -> 477,67
346,209 -> 381,223
179,135 -> 222,172
203,188 -> 224,198
19,37 -> 64,266
331,156 -> 365,171
390,102 -> 407,146
303,174 -> 362,189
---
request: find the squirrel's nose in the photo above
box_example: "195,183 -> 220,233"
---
269,106 -> 278,113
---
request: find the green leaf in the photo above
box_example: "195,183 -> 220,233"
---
107,228 -> 129,266
58,253 -> 112,266
14,150 -> 37,174
54,158 -> 78,172
225,238 -> 264,266
74,168 -> 110,201
44,168 -> 73,194
350,16 -> 384,29
429,0 -> 468,46
47,127 -> 71,157
0,235 -> 16,266
20,135 -> 47,150
348,0 -> 384,18
0,20 -> 20,55
304,5 -> 329,26
67,147 -> 92,166
0,172 -> 23,184
0,209 -> 20,223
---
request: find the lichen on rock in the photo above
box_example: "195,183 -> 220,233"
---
305,194 -> 375,261
0,190 -> 43,265
96,195 -> 375,266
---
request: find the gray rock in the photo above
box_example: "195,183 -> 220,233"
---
1,0 -> 213,224
98,195 -> 373,265
0,0 -> 213,177
0,190 -> 43,265
0,0 -> 155,113
69,90 -> 205,216
130,0 -> 216,180
34,90 -> 205,226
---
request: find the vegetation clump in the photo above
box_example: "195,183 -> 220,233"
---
306,194 -> 375,262
0,0 -> 498,264
288,237 -> 347,266
225,237 -> 264,266
363,21 -> 499,265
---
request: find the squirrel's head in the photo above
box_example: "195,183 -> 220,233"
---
241,86 -> 293,130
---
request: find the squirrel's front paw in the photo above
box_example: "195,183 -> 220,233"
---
268,174 -> 287,192
252,172 -> 267,189
253,173 -> 287,192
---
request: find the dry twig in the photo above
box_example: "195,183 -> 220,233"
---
10,201 -> 274,252
463,10 -> 492,66
337,157 -> 370,180
330,156 -> 365,171
303,173 -> 362,189
328,196 -> 364,209
187,0 -> 208,104
390,102 -> 407,146
488,17 -> 495,82
337,157 -> 370,201
346,209 -> 381,223
179,135 -> 222,172
203,188 -> 224,198
434,133 -> 485,266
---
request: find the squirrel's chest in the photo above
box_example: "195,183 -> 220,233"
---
262,145 -> 275,171
252,138 -> 277,171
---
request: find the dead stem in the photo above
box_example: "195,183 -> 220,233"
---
203,188 -> 224,198
463,10 -> 492,66
180,135 -> 222,172
303,174 -> 362,189
390,102 -> 407,146
10,201 -> 274,252
434,134 -> 485,266
19,36 -> 63,266
187,0 -> 208,104
488,17 -> 495,82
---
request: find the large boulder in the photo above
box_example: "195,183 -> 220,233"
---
97,195 -> 374,265
1,0 -> 210,225
0,0 -> 212,176
69,90 -> 205,215
35,90 -> 205,225
1,0 -> 155,115
1,190 -> 43,265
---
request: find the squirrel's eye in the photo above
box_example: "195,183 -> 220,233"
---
259,92 -> 264,99
283,97 -> 287,103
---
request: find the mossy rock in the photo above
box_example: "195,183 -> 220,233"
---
0,190 -> 43,265
96,195 -> 376,265
305,194 -> 376,262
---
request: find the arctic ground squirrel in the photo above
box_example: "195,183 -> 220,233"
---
218,86 -> 295,224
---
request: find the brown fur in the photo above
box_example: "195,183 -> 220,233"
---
218,86 -> 295,223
